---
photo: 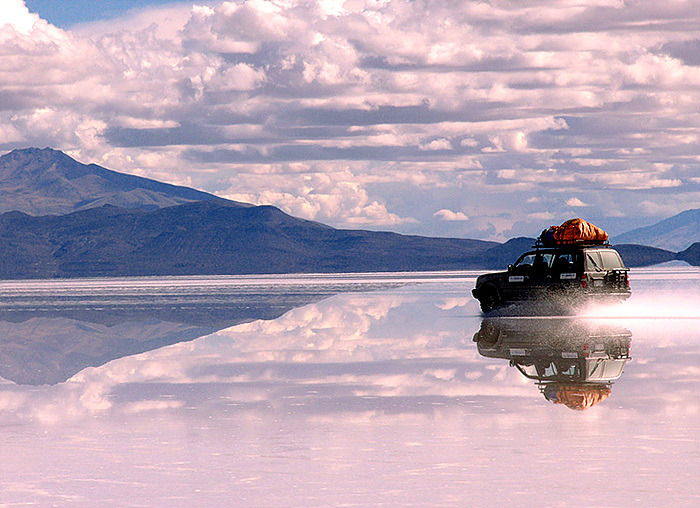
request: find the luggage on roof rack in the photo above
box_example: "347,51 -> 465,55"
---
538,218 -> 608,246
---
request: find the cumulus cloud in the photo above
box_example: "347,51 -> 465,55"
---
566,198 -> 588,207
0,0 -> 38,34
2,0 -> 700,235
223,167 -> 415,225
434,209 -> 469,221
420,138 -> 452,151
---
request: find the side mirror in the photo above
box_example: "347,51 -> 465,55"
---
508,264 -> 513,272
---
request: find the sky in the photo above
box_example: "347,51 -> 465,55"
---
2,0 -> 700,240
23,0 -> 188,27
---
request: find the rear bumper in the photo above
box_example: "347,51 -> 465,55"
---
583,287 -> 631,299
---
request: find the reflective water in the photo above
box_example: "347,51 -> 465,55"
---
0,268 -> 698,506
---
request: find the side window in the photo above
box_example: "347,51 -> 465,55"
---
513,252 -> 558,276
540,253 -> 554,267
552,252 -> 579,273
585,251 -> 603,272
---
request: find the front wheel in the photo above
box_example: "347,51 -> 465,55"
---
478,285 -> 501,313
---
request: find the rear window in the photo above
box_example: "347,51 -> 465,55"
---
585,251 -> 603,271
585,250 -> 624,271
551,252 -> 580,272
586,359 -> 626,381
599,250 -> 624,269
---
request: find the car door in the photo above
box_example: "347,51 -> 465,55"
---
506,251 -> 553,300
551,251 -> 581,288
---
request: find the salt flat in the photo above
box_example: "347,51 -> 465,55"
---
0,267 -> 697,506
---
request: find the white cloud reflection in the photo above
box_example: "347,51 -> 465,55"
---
0,271 -> 698,504
0,269 -> 697,428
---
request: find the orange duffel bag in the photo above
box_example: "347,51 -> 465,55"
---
542,218 -> 609,244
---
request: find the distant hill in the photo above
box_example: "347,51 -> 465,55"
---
613,209 -> 700,251
0,201 -> 503,278
612,244 -> 677,267
0,147 -> 691,277
0,147 -> 237,215
475,237 -> 536,267
677,242 -> 700,266
0,200 -> 686,279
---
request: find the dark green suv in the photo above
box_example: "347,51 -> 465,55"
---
472,244 -> 630,312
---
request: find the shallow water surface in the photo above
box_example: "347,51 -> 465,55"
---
0,268 -> 698,506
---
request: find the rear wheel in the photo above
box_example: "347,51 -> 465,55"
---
478,285 -> 501,313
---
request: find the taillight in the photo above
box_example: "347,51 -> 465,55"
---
625,272 -> 630,288
580,273 -> 588,288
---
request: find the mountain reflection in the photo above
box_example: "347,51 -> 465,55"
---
473,318 -> 632,410
0,278 -> 356,386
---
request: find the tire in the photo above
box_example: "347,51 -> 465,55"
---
478,285 -> 501,313
475,320 -> 500,345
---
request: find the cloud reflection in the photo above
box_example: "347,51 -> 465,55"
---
0,270 -> 699,505
0,270 -> 698,427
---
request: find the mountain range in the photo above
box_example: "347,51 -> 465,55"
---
612,209 -> 700,251
0,147 -> 232,215
0,147 -> 696,277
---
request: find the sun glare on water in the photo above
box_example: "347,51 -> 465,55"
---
580,292 -> 700,320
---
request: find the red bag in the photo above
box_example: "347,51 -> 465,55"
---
551,384 -> 611,411
547,218 -> 608,244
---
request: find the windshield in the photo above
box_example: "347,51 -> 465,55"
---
513,250 -> 581,277
514,253 -> 536,269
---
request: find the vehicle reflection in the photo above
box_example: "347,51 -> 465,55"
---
473,318 -> 632,410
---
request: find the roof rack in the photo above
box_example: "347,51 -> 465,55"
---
533,239 -> 611,249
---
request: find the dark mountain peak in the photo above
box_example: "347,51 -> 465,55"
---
613,244 -> 676,267
501,236 -> 535,247
2,146 -> 84,167
0,147 -> 244,216
3,146 -> 65,159
1,147 -> 77,175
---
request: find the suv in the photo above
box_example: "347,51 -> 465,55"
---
472,244 -> 630,312
472,318 -> 632,410
472,318 -> 632,384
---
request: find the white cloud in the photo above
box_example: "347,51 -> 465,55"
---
419,138 -> 452,151
222,168 -> 415,227
528,212 -> 556,221
3,0 -> 700,236
434,209 -> 469,221
0,0 -> 38,35
74,4 -> 193,39
582,172 -> 682,190
566,198 -> 588,207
